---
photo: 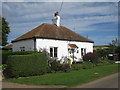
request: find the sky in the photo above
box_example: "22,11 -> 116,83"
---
1,0 -> 119,45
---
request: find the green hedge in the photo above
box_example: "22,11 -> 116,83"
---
2,51 -> 37,64
4,53 -> 50,78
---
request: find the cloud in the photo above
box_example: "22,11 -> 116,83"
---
2,2 -> 118,45
61,15 -> 117,32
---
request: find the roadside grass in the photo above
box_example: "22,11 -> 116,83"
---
6,64 -> 118,87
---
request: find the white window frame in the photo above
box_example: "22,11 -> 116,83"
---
81,48 -> 86,56
50,47 -> 58,58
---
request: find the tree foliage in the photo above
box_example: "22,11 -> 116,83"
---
108,38 -> 119,61
1,17 -> 10,46
109,38 -> 119,53
109,38 -> 118,48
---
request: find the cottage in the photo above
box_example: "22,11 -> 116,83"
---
12,12 -> 94,62
2,44 -> 12,50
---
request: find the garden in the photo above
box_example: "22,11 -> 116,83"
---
1,49 -> 119,87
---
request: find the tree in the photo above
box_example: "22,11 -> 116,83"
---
109,38 -> 119,61
1,17 -> 10,46
109,38 -> 118,47
109,38 -> 119,53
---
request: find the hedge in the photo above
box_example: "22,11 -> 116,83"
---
2,51 -> 37,64
4,53 -> 50,78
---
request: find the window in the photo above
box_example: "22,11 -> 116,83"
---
54,47 -> 57,57
50,47 -> 58,57
77,50 -> 79,53
20,47 -> 25,51
81,48 -> 86,56
50,48 -> 53,57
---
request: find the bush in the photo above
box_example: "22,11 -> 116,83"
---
2,51 -> 37,64
4,53 -> 50,78
94,49 -> 108,58
49,60 -> 70,72
100,58 -> 114,65
72,62 -> 94,70
2,51 -> 13,64
72,64 -> 82,70
1,64 -> 7,71
83,52 -> 99,63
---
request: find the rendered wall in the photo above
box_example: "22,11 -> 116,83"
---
36,38 -> 93,61
13,39 -> 34,52
13,38 -> 93,61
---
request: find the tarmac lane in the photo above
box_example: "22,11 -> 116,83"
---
74,73 -> 119,88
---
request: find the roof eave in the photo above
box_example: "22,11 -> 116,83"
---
12,37 -> 94,43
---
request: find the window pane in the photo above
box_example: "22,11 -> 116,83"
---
23,47 -> 25,51
54,47 -> 57,57
50,48 -> 53,57
81,48 -> 84,56
84,49 -> 86,54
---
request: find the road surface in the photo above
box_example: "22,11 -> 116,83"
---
74,73 -> 119,88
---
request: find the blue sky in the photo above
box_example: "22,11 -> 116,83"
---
1,0 -> 118,45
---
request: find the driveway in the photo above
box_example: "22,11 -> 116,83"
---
74,73 -> 119,88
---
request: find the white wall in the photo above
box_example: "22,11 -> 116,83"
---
13,38 -> 93,61
36,39 -> 68,60
13,39 -> 34,52
36,38 -> 93,61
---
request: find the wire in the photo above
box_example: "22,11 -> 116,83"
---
59,0 -> 64,14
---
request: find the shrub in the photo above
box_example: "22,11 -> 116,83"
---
94,49 -> 108,58
72,64 -> 82,70
60,64 -> 70,72
83,52 -> 99,63
1,64 -> 7,71
49,59 -> 70,72
82,62 -> 95,69
2,51 -> 13,64
2,51 -> 37,64
4,53 -> 50,78
11,51 -> 37,55
100,58 -> 114,65
72,62 -> 94,70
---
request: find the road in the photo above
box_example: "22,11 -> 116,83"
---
74,73 -> 119,88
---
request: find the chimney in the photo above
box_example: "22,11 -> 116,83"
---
52,11 -> 60,26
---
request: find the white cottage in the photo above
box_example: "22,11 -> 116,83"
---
12,12 -> 94,62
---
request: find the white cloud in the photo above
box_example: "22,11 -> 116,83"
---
61,15 -> 117,32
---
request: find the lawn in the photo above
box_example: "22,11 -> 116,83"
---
6,64 -> 118,87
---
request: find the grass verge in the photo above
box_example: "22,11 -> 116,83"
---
6,64 -> 119,87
